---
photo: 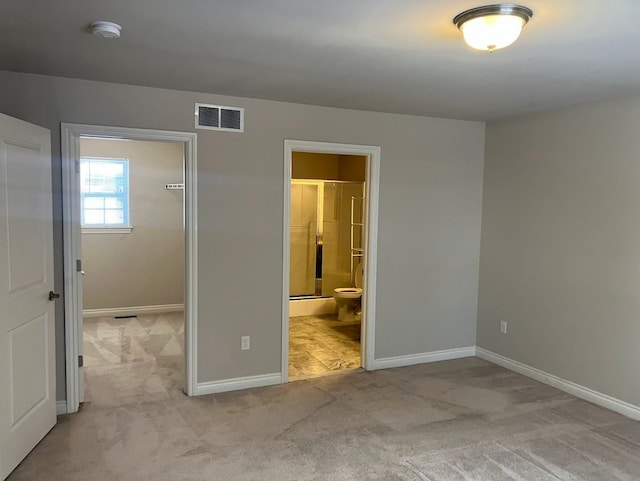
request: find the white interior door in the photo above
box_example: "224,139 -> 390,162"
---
0,113 -> 55,480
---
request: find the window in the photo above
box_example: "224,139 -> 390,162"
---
80,158 -> 130,230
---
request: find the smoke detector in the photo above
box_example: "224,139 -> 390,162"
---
90,21 -> 122,39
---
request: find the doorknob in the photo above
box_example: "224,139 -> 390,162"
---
48,291 -> 60,301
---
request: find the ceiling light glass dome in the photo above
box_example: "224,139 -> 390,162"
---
453,4 -> 533,52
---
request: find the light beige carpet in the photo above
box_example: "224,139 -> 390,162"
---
7,315 -> 640,480
81,312 -> 184,406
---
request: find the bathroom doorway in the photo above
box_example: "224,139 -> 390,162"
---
282,140 -> 380,382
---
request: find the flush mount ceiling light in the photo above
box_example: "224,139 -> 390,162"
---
90,21 -> 122,39
453,4 -> 533,52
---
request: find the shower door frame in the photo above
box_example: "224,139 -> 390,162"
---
289,179 -> 323,298
282,140 -> 381,380
290,179 -> 364,298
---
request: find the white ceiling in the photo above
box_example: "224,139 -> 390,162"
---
2,0 -> 640,121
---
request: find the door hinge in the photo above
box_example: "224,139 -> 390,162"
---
78,355 -> 84,367
75,160 -> 80,174
76,259 -> 82,272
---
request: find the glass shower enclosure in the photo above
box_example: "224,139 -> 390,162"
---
290,180 -> 364,298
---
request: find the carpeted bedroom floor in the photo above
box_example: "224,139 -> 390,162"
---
7,315 -> 640,480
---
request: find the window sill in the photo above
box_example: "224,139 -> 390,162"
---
82,226 -> 133,234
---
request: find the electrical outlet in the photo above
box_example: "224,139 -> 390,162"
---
500,320 -> 508,335
241,336 -> 250,350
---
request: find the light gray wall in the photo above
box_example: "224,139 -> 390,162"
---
0,71 -> 484,401
478,95 -> 640,407
80,138 -> 184,310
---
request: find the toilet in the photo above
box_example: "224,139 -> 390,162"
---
333,263 -> 363,321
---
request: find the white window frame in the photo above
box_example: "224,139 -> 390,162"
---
80,156 -> 133,233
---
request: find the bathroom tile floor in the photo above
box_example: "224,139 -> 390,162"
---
288,314 -> 361,380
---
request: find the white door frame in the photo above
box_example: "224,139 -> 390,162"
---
282,140 -> 380,381
61,124 -> 198,413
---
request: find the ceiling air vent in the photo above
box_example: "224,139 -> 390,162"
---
195,103 -> 244,132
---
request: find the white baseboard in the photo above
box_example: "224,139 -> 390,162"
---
476,347 -> 640,421
289,297 -> 335,317
370,346 -> 477,370
56,401 -> 67,416
83,303 -> 184,318
195,373 -> 282,396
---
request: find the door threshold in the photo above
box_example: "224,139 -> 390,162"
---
288,366 -> 364,383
